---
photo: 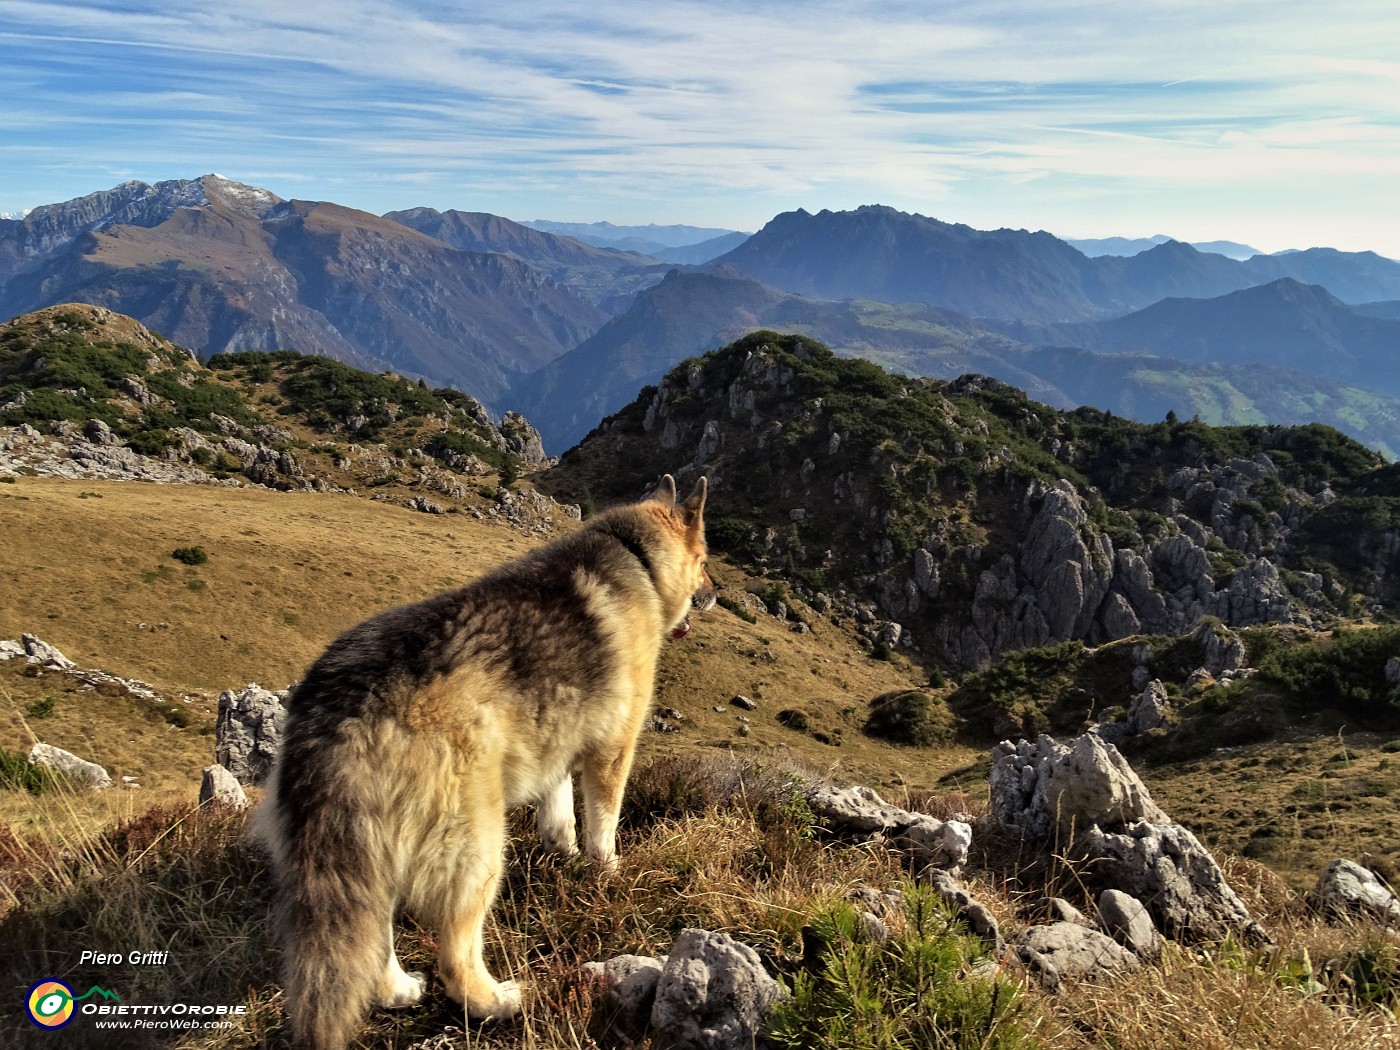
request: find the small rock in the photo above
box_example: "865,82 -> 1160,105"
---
408,496 -> 446,514
1013,922 -> 1140,991
730,694 -> 758,711
215,683 -> 288,785
1126,680 -> 1171,734
1310,858 -> 1400,926
84,418 -> 117,445
650,929 -> 786,1050
897,815 -> 973,873
926,869 -> 1003,951
22,633 -> 76,670
28,742 -> 111,790
1045,897 -> 1094,927
584,954 -> 665,1034
1097,889 -> 1161,961
200,764 -> 249,809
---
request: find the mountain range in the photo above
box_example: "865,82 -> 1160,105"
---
713,205 -> 1400,321
522,218 -> 746,255
511,268 -> 1400,457
1065,234 -> 1262,260
999,278 -> 1400,398
3,177 -> 1398,462
0,176 -> 611,400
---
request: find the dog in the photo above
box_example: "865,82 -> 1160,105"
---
254,475 -> 714,1049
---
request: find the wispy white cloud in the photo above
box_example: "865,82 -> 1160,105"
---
1,1 -> 1397,253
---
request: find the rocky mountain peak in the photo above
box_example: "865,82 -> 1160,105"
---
545,332 -> 1398,670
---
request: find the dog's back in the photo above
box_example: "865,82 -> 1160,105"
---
256,477 -> 712,1048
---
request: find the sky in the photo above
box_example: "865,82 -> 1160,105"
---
2,1 -> 1399,256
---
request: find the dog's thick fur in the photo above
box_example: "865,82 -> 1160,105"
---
254,475 -> 714,1049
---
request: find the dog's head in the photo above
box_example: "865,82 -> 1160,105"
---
649,474 -> 715,639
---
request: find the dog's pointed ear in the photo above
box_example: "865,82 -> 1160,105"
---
650,474 -> 677,510
680,476 -> 707,527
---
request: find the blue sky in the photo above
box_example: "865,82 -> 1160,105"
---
3,1 -> 1398,255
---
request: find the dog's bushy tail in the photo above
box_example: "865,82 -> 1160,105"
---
260,767 -> 391,1050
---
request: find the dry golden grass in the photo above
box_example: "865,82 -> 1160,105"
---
1148,734 -> 1400,892
0,474 -> 960,805
1,752 -> 1394,1050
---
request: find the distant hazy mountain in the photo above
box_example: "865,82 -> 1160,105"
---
651,232 -> 751,265
523,219 -> 746,250
714,206 -> 1400,321
713,205 -> 1120,322
383,206 -> 669,312
1353,300 -> 1400,321
1067,235 -> 1262,260
0,176 -> 606,400
1007,278 -> 1400,398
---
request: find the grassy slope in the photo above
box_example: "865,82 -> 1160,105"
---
0,475 -> 946,814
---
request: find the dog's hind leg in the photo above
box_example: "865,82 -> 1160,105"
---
434,800 -> 523,1021
537,775 -> 578,857
375,919 -> 426,1009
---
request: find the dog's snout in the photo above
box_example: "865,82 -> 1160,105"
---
692,580 -> 718,612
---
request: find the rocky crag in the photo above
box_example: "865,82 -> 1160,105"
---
544,332 -> 1400,669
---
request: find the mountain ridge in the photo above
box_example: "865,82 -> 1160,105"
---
713,205 -> 1400,320
509,268 -> 1400,458
0,177 -> 607,402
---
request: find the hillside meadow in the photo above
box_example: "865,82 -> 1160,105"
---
0,473 -> 1395,1048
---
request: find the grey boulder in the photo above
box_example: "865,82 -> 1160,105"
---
199,763 -> 249,809
214,683 -> 288,785
1014,922 -> 1140,991
650,928 -> 786,1050
28,742 -> 111,790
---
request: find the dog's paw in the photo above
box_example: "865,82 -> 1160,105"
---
466,979 -> 523,1021
591,849 -> 620,877
378,969 -> 426,1009
539,830 -> 579,858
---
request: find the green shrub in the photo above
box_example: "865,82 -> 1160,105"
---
0,746 -> 68,795
1257,626 -> 1400,726
1327,945 -> 1400,1012
718,595 -> 757,624
171,546 -> 208,566
777,709 -> 811,732
864,690 -> 955,747
766,885 -> 1034,1050
957,640 -> 1086,715
25,696 -> 55,719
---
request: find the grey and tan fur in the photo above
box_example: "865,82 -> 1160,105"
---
253,475 -> 714,1049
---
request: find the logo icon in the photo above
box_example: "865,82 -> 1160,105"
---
25,981 -> 121,1029
26,980 -> 75,1029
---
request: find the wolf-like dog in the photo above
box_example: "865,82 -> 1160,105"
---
254,475 -> 714,1049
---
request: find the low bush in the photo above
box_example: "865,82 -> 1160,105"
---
0,746 -> 68,795
766,884 -> 1034,1050
864,690 -> 955,747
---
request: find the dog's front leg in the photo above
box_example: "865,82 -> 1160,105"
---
580,741 -> 640,874
537,775 -> 579,857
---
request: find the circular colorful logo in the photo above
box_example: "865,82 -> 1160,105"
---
27,979 -> 76,1029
